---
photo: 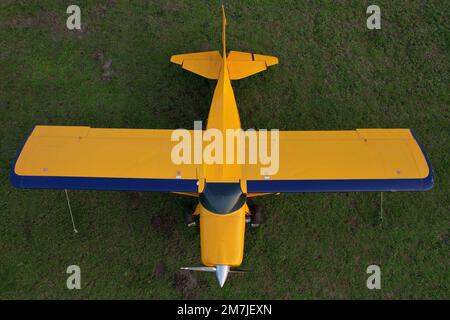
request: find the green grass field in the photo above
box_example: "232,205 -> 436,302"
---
0,0 -> 449,299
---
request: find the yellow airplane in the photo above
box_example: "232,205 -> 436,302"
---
11,6 -> 433,287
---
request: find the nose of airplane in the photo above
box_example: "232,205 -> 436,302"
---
215,265 -> 230,287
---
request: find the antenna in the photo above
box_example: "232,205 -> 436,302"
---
64,189 -> 78,233
379,192 -> 383,223
221,5 -> 227,56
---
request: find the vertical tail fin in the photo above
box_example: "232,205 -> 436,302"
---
222,5 -> 226,57
170,5 -> 278,80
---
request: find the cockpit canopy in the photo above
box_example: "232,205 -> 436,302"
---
199,182 -> 246,214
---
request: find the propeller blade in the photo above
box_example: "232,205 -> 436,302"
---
180,266 -> 216,272
180,267 -> 248,273
229,269 -> 248,273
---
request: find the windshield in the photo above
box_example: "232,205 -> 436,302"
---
199,182 -> 246,214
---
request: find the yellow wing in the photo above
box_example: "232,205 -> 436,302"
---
244,129 -> 433,193
12,126 -> 199,192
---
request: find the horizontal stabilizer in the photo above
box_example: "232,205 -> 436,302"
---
228,51 -> 278,66
227,51 -> 278,80
227,60 -> 267,80
170,51 -> 222,79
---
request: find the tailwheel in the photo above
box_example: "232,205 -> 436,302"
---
249,203 -> 263,228
183,206 -> 198,227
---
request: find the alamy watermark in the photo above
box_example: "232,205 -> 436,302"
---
366,5 -> 381,30
171,121 -> 280,176
366,265 -> 381,290
66,265 -> 81,290
66,5 -> 81,30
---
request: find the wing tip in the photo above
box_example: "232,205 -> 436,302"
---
10,170 -> 23,189
10,126 -> 38,189
409,129 -> 434,191
266,56 -> 279,66
170,55 -> 183,65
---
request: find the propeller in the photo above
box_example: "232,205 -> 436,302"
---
180,265 -> 247,287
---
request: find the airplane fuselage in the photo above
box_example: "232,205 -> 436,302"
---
197,54 -> 249,270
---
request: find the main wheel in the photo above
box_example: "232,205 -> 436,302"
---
183,206 -> 197,227
250,203 -> 263,228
